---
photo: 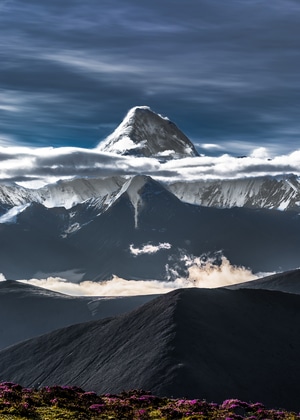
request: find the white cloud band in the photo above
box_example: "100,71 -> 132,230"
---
0,145 -> 299,187
0,254 -> 261,296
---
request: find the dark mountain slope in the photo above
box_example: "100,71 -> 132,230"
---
0,280 -> 157,349
0,288 -> 299,411
0,288 -> 178,394
165,288 -> 300,410
0,203 -> 85,279
227,268 -> 300,294
71,177 -> 300,280
70,175 -> 191,280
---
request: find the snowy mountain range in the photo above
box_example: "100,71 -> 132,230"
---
0,172 -> 300,218
0,106 -> 299,280
168,174 -> 300,211
0,106 -> 299,214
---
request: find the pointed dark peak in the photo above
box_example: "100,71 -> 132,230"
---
123,174 -> 168,195
98,106 -> 199,159
107,174 -> 178,203
104,174 -> 184,228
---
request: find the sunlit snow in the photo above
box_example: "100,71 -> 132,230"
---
0,204 -> 30,224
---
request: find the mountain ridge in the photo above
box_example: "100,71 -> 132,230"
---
168,174 -> 300,211
0,173 -> 299,214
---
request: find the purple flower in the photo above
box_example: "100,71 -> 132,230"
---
189,399 -> 199,405
83,391 -> 97,396
249,402 -> 265,410
89,403 -> 105,413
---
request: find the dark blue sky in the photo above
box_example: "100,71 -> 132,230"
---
1,0 -> 300,156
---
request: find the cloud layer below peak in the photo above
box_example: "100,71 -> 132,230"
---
0,144 -> 298,187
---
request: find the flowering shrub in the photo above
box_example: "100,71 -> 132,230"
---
0,382 -> 298,419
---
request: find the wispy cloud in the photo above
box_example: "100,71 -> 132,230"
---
201,144 -> 222,150
130,243 -> 171,256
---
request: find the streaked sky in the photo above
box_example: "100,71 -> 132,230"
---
1,0 -> 300,156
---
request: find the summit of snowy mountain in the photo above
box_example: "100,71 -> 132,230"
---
97,106 -> 199,158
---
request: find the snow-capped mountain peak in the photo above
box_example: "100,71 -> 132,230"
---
97,106 -> 199,159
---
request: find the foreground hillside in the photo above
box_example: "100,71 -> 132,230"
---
0,383 -> 299,419
1,288 -> 299,411
1,270 -> 299,350
0,280 -> 157,349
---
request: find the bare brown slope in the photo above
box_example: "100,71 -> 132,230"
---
0,288 -> 299,411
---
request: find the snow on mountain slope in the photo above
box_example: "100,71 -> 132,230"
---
0,177 -> 127,220
97,106 -> 199,158
0,204 -> 30,224
37,176 -> 125,209
0,184 -> 39,207
0,174 -> 299,223
167,175 -> 300,211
